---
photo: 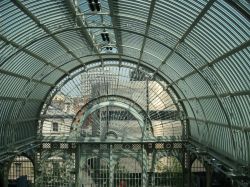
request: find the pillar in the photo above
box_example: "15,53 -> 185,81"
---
3,161 -> 10,187
0,163 -> 4,187
109,144 -> 115,187
184,151 -> 192,187
76,144 -> 87,187
206,164 -> 213,187
141,146 -> 148,187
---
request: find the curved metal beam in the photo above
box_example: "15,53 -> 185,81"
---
11,0 -> 86,67
0,34 -> 68,74
0,25 -> 212,92
137,0 -> 157,66
77,101 -> 146,139
39,56 -> 196,120
107,0 -> 122,54
168,40 -> 250,86
40,56 -> 188,117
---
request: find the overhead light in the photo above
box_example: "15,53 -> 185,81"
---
88,2 -> 95,11
101,32 -> 109,42
87,0 -> 101,12
106,34 -> 110,42
101,33 -> 106,41
105,47 -> 112,50
96,2 -> 101,11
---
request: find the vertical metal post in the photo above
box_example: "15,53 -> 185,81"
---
146,77 -> 149,115
106,106 -> 109,138
142,145 -> 148,187
0,164 -> 4,187
144,77 -> 149,140
109,144 -> 114,187
148,150 -> 156,187
76,144 -> 86,187
76,144 -> 80,187
184,151 -> 192,187
34,152 -> 37,187
96,155 -> 101,187
206,164 -> 213,187
3,161 -> 9,187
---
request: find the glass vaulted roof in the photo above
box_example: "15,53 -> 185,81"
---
0,0 -> 250,171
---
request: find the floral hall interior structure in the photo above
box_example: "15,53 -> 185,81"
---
0,0 -> 249,187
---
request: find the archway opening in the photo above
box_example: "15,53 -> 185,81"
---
114,157 -> 142,187
36,154 -> 75,187
82,157 -> 109,187
191,159 -> 206,187
8,156 -> 34,187
154,156 -> 183,187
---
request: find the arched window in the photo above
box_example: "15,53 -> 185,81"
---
114,157 -> 142,186
36,155 -> 75,187
8,156 -> 34,186
191,159 -> 206,187
191,159 -> 206,173
83,157 -> 109,186
154,156 -> 183,187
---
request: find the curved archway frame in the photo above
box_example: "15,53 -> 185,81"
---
72,94 -> 153,131
40,60 -> 188,131
6,155 -> 35,186
75,100 -> 147,141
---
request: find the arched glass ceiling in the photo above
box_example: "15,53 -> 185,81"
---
0,0 -> 249,167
